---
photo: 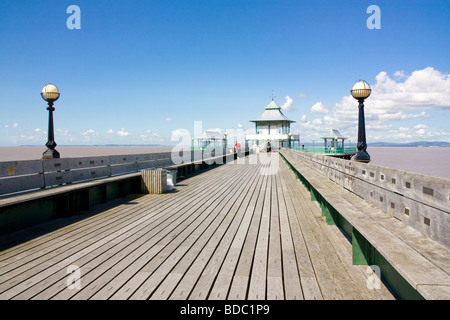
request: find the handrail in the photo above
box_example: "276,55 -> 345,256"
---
293,146 -> 357,154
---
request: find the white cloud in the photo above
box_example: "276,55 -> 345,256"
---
236,123 -> 243,128
394,70 -> 406,79
57,128 -> 71,136
166,118 -> 172,121
370,67 -> 450,111
310,101 -> 329,114
117,128 -> 130,137
312,118 -> 323,125
19,134 -> 35,140
377,111 -> 429,121
81,129 -> 95,137
416,128 -> 426,135
281,96 -> 293,111
107,129 -> 114,134
301,114 -> 307,122
298,67 -> 450,142
13,123 -> 18,128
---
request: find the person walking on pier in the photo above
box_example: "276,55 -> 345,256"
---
235,141 -> 242,158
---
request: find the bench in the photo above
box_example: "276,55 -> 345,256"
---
280,149 -> 450,300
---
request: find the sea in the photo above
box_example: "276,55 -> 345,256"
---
0,146 -> 449,180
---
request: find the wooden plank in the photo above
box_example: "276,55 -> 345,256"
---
45,163 -> 239,300
279,153 -> 396,300
267,174 -> 284,300
227,160 -> 268,300
278,160 -> 322,300
293,173 -> 363,299
0,164 -> 225,299
287,159 -> 386,300
0,168 -> 221,276
176,163 -> 262,300
279,158 -> 342,300
275,168 -> 303,300
208,159 -> 266,300
247,166 -> 272,300
96,161 -> 250,300
126,161 -> 257,300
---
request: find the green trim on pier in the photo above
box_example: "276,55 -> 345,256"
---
279,152 -> 425,300
293,146 -> 357,155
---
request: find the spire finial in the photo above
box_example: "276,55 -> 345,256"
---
271,90 -> 276,101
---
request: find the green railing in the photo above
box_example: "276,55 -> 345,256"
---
292,146 -> 357,154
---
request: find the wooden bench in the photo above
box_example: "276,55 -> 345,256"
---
280,149 -> 450,300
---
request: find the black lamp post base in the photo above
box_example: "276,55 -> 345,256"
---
42,148 -> 60,159
354,150 -> 370,163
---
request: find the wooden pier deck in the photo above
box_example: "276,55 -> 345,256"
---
0,153 -> 395,300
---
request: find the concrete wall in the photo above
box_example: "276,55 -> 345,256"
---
0,148 -> 237,197
286,149 -> 450,248
0,149 -> 245,236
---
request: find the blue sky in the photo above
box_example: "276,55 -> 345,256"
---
1,0 -> 449,146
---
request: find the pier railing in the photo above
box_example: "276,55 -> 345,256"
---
0,148 -> 233,197
293,146 -> 357,155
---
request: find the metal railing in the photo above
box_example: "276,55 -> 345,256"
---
293,146 -> 357,154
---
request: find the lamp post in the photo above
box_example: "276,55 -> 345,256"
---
351,80 -> 371,163
288,133 -> 292,148
41,83 -> 60,159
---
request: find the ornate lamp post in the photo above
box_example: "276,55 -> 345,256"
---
351,80 -> 371,163
288,133 -> 292,148
41,84 -> 60,159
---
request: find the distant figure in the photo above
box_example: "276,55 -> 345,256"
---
235,141 -> 242,158
267,141 -> 271,152
252,142 -> 257,154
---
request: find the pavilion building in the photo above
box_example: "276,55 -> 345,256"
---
246,99 -> 298,150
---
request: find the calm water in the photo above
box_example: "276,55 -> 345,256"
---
364,147 -> 450,179
0,146 -> 449,179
